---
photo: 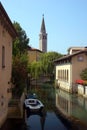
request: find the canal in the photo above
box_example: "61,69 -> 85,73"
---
1,86 -> 87,130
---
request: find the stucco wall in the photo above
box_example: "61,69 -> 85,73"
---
72,53 -> 87,83
28,50 -> 42,62
55,51 -> 87,93
0,22 -> 12,127
56,64 -> 72,92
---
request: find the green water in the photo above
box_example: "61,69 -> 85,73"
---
1,86 -> 87,130
56,88 -> 87,124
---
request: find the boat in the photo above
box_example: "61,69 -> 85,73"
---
24,98 -> 44,112
26,93 -> 37,99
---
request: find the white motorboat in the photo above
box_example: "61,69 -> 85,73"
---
24,98 -> 44,112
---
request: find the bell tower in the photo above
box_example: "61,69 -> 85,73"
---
39,15 -> 47,52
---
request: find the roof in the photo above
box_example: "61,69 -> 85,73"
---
0,2 -> 17,39
54,49 -> 87,62
27,46 -> 43,53
67,46 -> 85,52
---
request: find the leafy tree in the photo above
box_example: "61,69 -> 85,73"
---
12,54 -> 28,97
12,22 -> 30,96
30,61 -> 42,79
30,51 -> 63,82
80,68 -> 87,80
40,51 -> 63,76
13,21 -> 29,56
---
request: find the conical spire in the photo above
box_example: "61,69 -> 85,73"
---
40,15 -> 46,33
39,14 -> 47,52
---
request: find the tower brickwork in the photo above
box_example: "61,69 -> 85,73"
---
39,15 -> 47,52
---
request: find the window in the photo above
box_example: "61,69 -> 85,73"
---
65,70 -> 66,80
43,36 -> 46,39
2,46 -> 5,68
67,70 -> 68,81
78,55 -> 84,61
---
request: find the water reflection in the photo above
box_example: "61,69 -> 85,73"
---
26,109 -> 46,130
3,87 -> 87,130
56,89 -> 87,124
25,109 -> 67,130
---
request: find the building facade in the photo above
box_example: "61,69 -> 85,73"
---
0,2 -> 17,127
39,15 -> 47,53
55,47 -> 87,93
27,46 -> 43,63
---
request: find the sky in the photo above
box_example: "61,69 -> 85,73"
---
0,0 -> 87,54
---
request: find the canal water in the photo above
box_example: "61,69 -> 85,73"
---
56,88 -> 87,128
25,110 -> 68,130
1,87 -> 87,130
